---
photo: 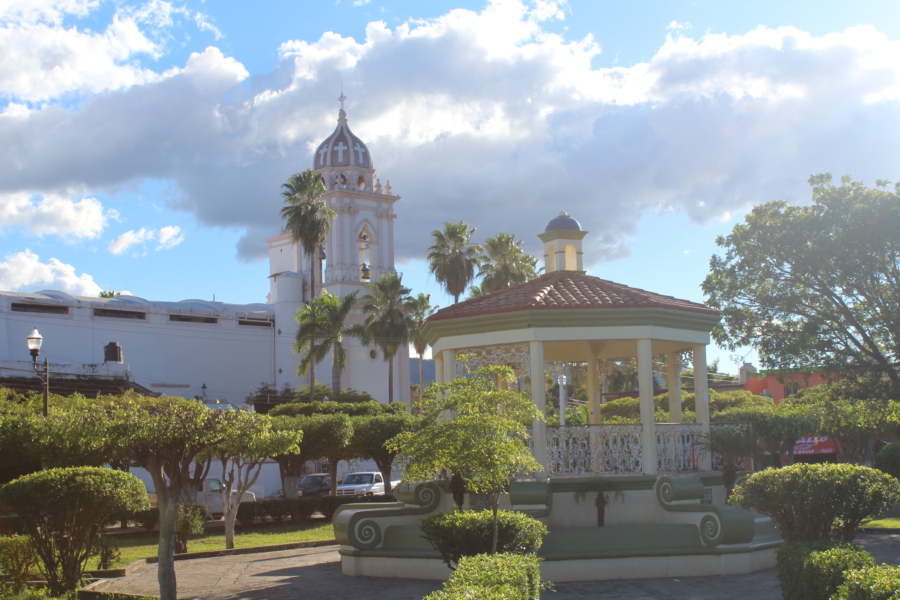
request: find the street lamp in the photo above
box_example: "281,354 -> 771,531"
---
26,329 -> 49,417
557,374 -> 568,426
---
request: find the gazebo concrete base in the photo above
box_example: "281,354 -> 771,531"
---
334,476 -> 782,583
340,545 -> 778,581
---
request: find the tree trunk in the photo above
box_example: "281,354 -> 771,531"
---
308,342 -> 316,402
595,492 -> 606,527
222,490 -> 243,550
329,460 -> 339,496
155,487 -> 180,600
376,458 -> 394,497
449,474 -> 466,510
388,354 -> 394,403
332,356 -> 341,399
491,495 -> 500,555
418,352 -> 425,405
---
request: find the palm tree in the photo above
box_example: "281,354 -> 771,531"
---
406,293 -> 437,404
281,168 -> 334,399
360,273 -> 413,403
478,232 -> 539,294
293,291 -> 362,397
427,221 -> 482,304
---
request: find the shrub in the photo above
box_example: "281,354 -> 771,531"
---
174,505 -> 205,554
236,501 -> 262,525
730,464 -> 900,541
776,541 -> 875,600
133,508 -> 159,532
0,467 -> 148,596
90,536 -> 121,570
422,510 -> 548,569
834,565 -> 900,600
0,535 -> 37,592
874,441 -> 900,480
424,553 -> 546,600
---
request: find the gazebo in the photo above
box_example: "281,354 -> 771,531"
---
424,212 -> 721,477
334,213 -> 780,582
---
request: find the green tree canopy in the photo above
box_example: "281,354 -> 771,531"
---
201,411 -> 301,548
109,395 -> 227,600
351,410 -> 421,496
477,232 -> 539,294
703,174 -> 900,395
427,221 -> 482,304
388,363 -> 543,553
297,413 -> 355,496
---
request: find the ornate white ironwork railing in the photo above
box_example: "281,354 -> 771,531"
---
530,425 -> 643,476
526,422 -> 750,476
656,423 -> 704,472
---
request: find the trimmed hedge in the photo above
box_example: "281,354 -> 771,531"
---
776,541 -> 875,600
235,495 -> 394,525
422,510 -> 548,569
0,535 -> 37,592
835,565 -> 900,600
424,553 -> 546,600
874,441 -> 900,481
730,464 -> 900,541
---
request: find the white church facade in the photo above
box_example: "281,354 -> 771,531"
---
0,101 -> 410,406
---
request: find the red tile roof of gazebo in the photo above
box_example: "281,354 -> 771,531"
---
428,272 -> 719,321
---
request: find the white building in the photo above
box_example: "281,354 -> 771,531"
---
0,99 -> 410,406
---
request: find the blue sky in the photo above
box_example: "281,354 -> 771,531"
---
1,0 -> 899,373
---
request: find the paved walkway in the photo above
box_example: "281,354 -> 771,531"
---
100,533 -> 900,600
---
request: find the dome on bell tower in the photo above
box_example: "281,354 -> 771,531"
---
313,96 -> 373,171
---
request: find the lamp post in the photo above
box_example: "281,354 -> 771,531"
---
27,329 -> 49,417
558,374 -> 568,426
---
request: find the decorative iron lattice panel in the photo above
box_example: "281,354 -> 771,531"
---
656,423 -> 704,472
454,343 -> 531,378
536,425 -> 643,476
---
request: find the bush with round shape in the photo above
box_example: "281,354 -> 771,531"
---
423,553 -> 546,600
776,541 -> 875,600
0,535 -> 37,592
0,467 -> 148,596
421,510 -> 548,570
834,565 -> 900,600
874,441 -> 900,481
730,463 -> 900,542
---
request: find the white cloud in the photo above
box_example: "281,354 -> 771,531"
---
157,225 -> 184,250
0,249 -> 102,296
108,226 -> 184,254
0,192 -> 113,238
352,0 -> 370,6
0,1 -> 898,267
667,20 -> 691,31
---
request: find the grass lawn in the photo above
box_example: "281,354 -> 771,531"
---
862,517 -> 900,529
91,521 -> 335,569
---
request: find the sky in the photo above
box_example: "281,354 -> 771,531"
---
1,0 -> 899,373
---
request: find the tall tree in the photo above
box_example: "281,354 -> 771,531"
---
294,291 -> 362,396
281,168 -> 335,399
360,273 -> 413,404
406,293 -> 437,404
110,396 -> 227,600
388,363 -> 543,554
703,174 -> 900,396
351,411 -> 421,496
478,232 -> 539,294
203,411 -> 301,549
427,221 -> 482,304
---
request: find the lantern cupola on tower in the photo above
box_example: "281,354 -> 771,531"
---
314,93 -> 375,192
538,212 -> 587,273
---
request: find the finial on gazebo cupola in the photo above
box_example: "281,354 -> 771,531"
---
537,212 -> 588,273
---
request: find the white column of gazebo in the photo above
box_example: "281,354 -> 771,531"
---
433,337 -> 712,477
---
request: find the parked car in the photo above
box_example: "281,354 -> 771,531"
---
197,478 -> 256,520
335,472 -> 401,497
298,473 -> 332,497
